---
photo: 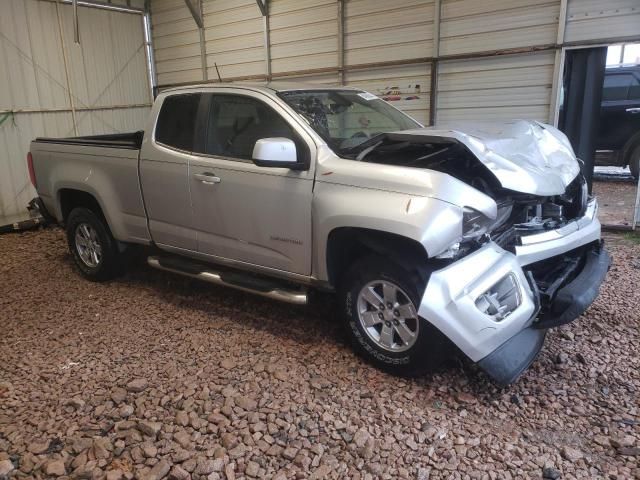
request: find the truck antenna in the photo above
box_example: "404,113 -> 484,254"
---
214,63 -> 222,82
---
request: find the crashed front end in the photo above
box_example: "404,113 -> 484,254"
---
395,121 -> 611,385
419,192 -> 609,385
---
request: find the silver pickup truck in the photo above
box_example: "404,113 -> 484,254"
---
29,83 -> 609,385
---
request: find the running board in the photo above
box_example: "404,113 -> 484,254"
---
147,256 -> 308,305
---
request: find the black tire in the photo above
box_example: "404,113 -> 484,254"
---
628,144 -> 640,180
338,254 -> 449,376
66,207 -> 126,281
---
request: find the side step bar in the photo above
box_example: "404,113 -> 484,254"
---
147,256 -> 308,305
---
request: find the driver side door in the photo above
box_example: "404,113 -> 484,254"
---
188,91 -> 315,276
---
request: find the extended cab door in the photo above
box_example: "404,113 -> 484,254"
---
188,90 -> 315,275
139,92 -> 201,251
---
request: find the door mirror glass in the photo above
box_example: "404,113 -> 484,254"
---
252,137 -> 298,167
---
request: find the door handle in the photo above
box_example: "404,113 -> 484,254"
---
626,108 -> 640,114
193,172 -> 221,185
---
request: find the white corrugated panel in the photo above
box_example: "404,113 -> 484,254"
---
565,0 -> 640,43
440,0 -> 560,56
269,0 -> 337,74
204,0 -> 265,80
152,0 -> 202,85
347,64 -> 431,126
436,51 -> 555,124
0,0 -> 151,220
345,0 -> 434,66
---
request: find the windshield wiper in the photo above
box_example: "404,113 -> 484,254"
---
338,132 -> 388,156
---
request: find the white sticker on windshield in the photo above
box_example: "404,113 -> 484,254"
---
357,92 -> 378,101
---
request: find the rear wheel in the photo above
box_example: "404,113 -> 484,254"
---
66,207 -> 126,281
339,255 -> 449,376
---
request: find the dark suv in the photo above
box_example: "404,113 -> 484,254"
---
596,65 -> 640,178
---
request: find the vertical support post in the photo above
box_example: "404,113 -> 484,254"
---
429,0 -> 441,126
256,0 -> 271,81
72,0 -> 80,44
337,0 -> 344,85
183,0 -> 207,81
199,0 -> 207,81
56,0 -> 79,135
143,0 -> 157,98
550,0 -> 568,125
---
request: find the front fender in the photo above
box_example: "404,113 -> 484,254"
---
312,181 -> 463,281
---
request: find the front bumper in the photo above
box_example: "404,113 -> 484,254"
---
418,199 -> 610,385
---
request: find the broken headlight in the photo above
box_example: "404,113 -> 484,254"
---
461,207 -> 494,241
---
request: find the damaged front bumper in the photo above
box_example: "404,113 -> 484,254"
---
418,199 -> 610,386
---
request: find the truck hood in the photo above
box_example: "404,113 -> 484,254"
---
398,120 -> 580,196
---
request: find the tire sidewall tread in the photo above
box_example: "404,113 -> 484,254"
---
339,255 -> 447,376
66,207 -> 123,282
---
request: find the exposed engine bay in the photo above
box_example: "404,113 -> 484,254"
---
349,133 -> 590,251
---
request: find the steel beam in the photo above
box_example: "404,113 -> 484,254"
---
183,0 -> 203,29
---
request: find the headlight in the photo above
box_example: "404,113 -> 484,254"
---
462,207 -> 493,241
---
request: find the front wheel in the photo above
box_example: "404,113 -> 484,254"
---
66,207 -> 126,281
339,255 -> 449,376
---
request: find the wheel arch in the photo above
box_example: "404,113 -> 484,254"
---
325,227 -> 430,289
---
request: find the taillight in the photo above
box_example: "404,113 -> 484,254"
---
27,152 -> 37,188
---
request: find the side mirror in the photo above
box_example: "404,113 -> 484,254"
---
252,138 -> 298,168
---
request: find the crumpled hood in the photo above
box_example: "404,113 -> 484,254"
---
399,120 -> 580,196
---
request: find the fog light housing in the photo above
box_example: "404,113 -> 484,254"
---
475,273 -> 521,321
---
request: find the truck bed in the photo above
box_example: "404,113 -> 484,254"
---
34,131 -> 144,150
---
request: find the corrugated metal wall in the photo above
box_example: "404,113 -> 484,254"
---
0,0 -> 151,221
437,51 -> 556,124
565,0 -> 640,44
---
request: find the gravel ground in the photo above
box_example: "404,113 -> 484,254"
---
0,228 -> 638,480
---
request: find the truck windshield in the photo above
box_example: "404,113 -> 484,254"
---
278,89 -> 421,156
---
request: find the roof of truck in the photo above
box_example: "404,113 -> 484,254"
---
161,82 -> 363,94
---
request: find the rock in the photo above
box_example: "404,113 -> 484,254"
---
0,460 -> 14,476
142,442 -> 158,458
235,396 -> 257,411
106,469 -> 124,480
111,388 -> 128,404
195,458 -> 222,475
65,396 -> 85,409
168,465 -> 190,480
282,447 -> 298,460
245,461 -> 260,477
119,404 -> 134,418
43,459 -> 66,476
224,464 -> 235,480
146,459 -> 171,480
221,433 -> 238,449
173,431 -> 192,449
454,392 -> 476,404
28,439 -> 50,454
175,411 -> 189,427
126,378 -> 148,393
617,447 -> 640,456
353,428 -> 371,449
310,465 -> 332,480
228,444 -> 246,459
138,420 -> 162,437
610,435 -> 636,449
417,467 -> 430,480
220,359 -> 236,369
542,467 -> 561,479
273,370 -> 288,381
561,446 -> 583,462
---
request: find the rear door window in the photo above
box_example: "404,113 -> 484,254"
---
602,73 -> 634,101
155,93 -> 201,151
